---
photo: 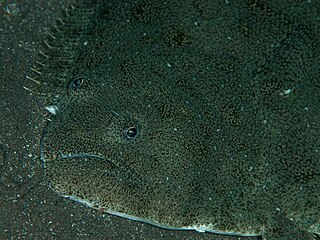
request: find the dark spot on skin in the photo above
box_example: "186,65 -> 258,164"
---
163,27 -> 191,47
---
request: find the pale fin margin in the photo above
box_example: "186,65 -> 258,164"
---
26,0 -> 102,105
62,193 -> 261,237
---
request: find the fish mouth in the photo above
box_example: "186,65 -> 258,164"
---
40,116 -> 106,162
40,151 -> 106,163
59,153 -> 105,160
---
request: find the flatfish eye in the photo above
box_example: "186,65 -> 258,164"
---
123,126 -> 138,140
69,77 -> 84,90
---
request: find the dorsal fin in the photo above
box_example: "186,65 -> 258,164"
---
26,0 -> 101,104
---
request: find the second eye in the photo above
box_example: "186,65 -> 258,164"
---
69,77 -> 84,90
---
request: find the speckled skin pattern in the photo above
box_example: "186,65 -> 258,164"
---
34,0 -> 320,239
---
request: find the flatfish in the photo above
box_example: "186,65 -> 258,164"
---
29,1 -> 320,239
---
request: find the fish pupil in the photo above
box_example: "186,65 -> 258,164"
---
126,127 -> 137,139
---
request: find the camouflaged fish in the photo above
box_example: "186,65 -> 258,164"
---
28,0 -> 320,239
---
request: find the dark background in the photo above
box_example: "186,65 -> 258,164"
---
0,1 -> 261,239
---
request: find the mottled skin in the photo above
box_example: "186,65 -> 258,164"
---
36,0 -> 320,239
